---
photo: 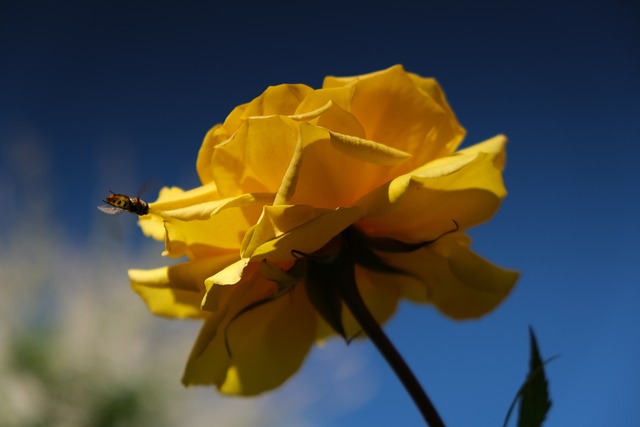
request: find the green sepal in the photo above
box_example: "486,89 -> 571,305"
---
304,257 -> 349,341
365,221 -> 459,253
342,227 -> 406,275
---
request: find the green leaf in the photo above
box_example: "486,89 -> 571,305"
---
503,327 -> 555,427
517,327 -> 552,427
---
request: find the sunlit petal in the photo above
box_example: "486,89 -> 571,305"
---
212,116 -> 300,197
241,204 -> 364,261
196,124 -> 232,184
274,123 -> 411,208
183,271 -> 316,396
357,149 -> 506,242
457,134 -> 508,171
128,255 -> 238,319
197,85 -> 313,184
201,258 -> 252,311
323,65 -> 466,167
159,194 -> 272,259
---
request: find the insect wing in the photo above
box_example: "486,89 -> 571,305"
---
98,204 -> 125,215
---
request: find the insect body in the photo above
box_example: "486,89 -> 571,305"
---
98,192 -> 149,216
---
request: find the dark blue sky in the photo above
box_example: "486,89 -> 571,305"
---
1,0 -> 639,425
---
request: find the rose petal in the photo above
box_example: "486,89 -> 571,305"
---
183,271 -> 316,395
323,65 -> 466,168
183,262 -> 275,387
241,204 -> 364,261
139,184 -> 224,241
457,134 -> 508,171
128,255 -> 238,319
201,258 -> 252,311
162,196 -> 268,259
197,85 -> 313,183
161,192 -> 273,221
407,73 -> 462,139
294,100 -> 367,140
138,212 -> 166,242
197,124 -> 232,184
274,123 -> 411,208
226,84 -> 312,125
295,85 -> 357,115
150,183 -> 221,211
220,283 -> 315,395
137,186 -> 200,241
288,100 -> 334,122
357,146 -> 507,242
293,85 -> 367,137
374,234 -> 518,319
212,116 -> 300,197
328,130 -> 411,165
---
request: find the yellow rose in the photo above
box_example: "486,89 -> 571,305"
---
128,65 -> 518,395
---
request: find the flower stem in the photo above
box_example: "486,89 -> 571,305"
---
338,276 -> 446,427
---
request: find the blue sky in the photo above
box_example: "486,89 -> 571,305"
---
1,0 -> 639,425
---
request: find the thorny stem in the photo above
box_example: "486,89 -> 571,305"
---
337,271 -> 446,427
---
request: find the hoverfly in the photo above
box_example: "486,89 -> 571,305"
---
98,192 -> 149,216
